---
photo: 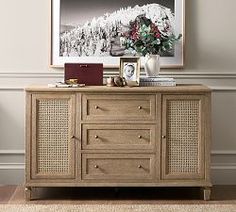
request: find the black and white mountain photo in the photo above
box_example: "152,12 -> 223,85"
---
60,0 -> 175,57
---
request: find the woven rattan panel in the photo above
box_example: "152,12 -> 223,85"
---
37,99 -> 70,174
167,99 -> 200,174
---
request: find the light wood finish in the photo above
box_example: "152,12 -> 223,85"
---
82,94 -> 156,121
31,94 -> 76,180
25,93 -> 32,185
203,187 -> 211,201
24,187 -> 32,201
205,93 -> 212,184
82,124 -> 156,150
161,95 -> 205,180
25,84 -> 212,201
25,85 -> 211,93
82,154 -> 155,182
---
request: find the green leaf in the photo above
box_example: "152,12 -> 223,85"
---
177,34 -> 182,40
134,40 -> 143,47
152,39 -> 161,45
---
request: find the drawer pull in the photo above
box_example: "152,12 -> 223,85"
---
138,106 -> 143,110
95,106 -> 99,109
162,135 -> 166,139
95,135 -> 99,139
138,135 -> 142,139
94,165 -> 99,169
71,136 -> 75,139
138,165 -> 142,169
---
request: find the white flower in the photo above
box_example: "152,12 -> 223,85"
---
157,19 -> 173,37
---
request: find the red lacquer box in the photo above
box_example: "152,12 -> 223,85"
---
64,63 -> 103,85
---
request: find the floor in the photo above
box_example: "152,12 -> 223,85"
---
0,186 -> 236,204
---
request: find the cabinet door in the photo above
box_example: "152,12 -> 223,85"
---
31,94 -> 76,179
161,95 -> 206,180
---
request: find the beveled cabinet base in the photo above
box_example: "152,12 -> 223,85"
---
25,85 -> 212,201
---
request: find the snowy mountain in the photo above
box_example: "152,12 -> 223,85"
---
60,4 -> 175,57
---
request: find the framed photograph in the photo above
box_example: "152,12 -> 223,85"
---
50,0 -> 185,68
120,57 -> 140,85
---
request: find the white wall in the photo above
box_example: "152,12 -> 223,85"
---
0,0 -> 236,185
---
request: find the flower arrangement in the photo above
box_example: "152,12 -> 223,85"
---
122,15 -> 182,56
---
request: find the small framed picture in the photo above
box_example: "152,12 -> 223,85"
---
120,57 -> 141,86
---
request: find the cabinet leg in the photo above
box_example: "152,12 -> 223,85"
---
25,187 -> 32,201
202,187 -> 211,201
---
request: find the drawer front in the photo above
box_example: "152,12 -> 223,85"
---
82,94 -> 156,121
82,124 -> 156,150
82,154 -> 155,181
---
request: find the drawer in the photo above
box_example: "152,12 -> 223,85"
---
82,94 -> 156,121
82,154 -> 155,181
82,124 -> 156,150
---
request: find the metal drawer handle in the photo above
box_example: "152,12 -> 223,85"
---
71,136 -> 75,139
95,135 -> 99,139
138,165 -> 142,169
94,165 -> 99,169
95,105 -> 99,109
138,135 -> 142,139
80,65 -> 88,68
138,106 -> 143,110
162,135 -> 166,139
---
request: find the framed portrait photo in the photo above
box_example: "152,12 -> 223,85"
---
50,0 -> 185,68
120,57 -> 141,86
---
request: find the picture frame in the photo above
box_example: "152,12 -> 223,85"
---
120,57 -> 141,86
50,0 -> 185,68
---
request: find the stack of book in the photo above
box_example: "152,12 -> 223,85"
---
139,76 -> 176,87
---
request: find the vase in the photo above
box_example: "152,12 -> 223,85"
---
144,54 -> 160,77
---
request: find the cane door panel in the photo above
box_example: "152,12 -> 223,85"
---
161,95 -> 205,180
31,94 -> 76,180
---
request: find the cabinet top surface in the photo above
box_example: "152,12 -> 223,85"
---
25,84 -> 211,93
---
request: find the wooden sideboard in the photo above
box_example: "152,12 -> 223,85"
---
25,85 -> 212,200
